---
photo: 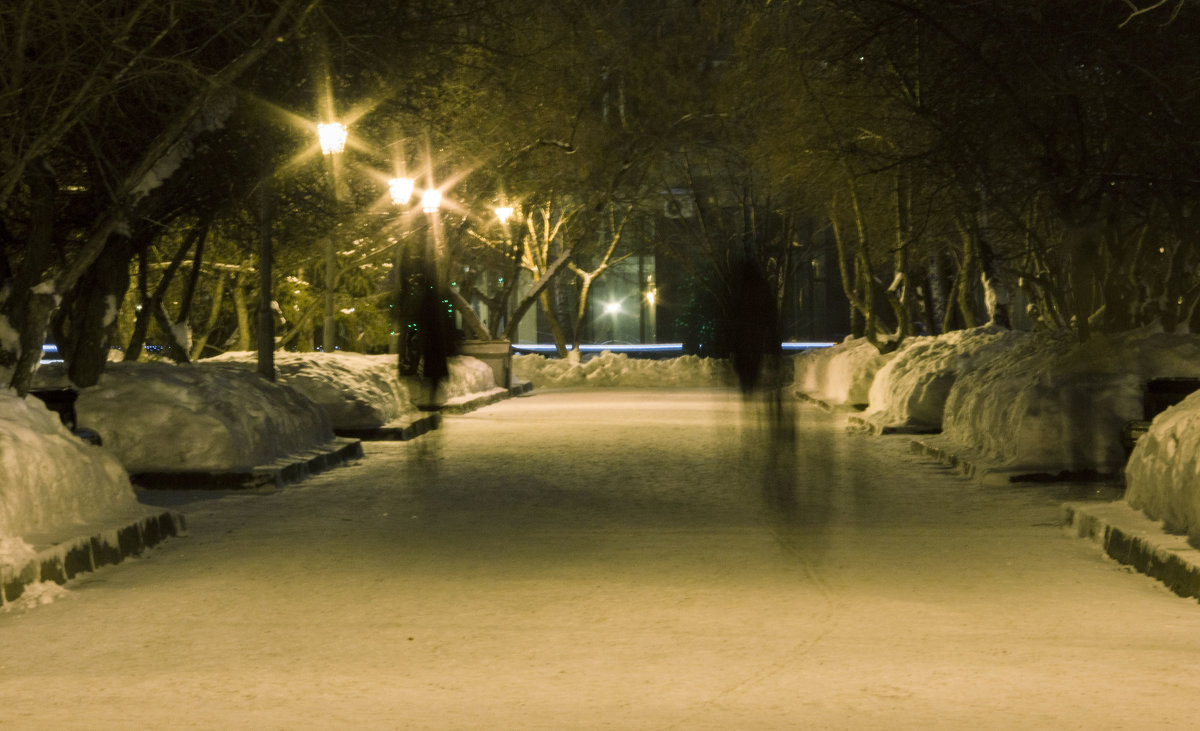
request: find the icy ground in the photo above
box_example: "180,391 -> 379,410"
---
2,391 -> 1200,729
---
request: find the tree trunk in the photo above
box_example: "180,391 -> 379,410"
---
1,159 -> 57,394
233,268 -> 253,351
190,272 -> 227,359
61,234 -> 135,387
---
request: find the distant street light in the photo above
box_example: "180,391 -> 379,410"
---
421,189 -> 442,213
318,122 -> 347,155
495,205 -> 514,225
320,121 -> 347,352
389,177 -> 415,206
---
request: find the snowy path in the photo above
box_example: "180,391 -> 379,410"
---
3,389 -> 1200,729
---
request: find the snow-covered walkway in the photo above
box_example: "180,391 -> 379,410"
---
3,389 -> 1200,729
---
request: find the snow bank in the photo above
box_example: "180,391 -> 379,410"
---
1125,391 -> 1200,542
513,351 -> 733,389
74,362 -> 333,473
206,351 -> 418,429
943,329 -> 1200,475
0,389 -> 138,561
863,326 -> 1028,430
794,337 -> 894,407
439,355 -> 500,400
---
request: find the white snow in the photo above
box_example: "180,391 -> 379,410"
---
9,330 -> 1200,588
205,351 -> 419,430
512,350 -> 734,390
0,389 -> 139,557
863,326 -> 1022,430
68,361 -> 334,473
794,336 -> 894,407
1125,390 -> 1200,542
796,326 -> 1200,531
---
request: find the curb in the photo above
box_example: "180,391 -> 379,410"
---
335,414 -> 440,442
441,381 -> 534,415
131,437 -> 363,490
847,414 -> 940,436
1,510 -> 185,609
332,383 -> 534,439
1062,501 -> 1200,602
910,437 -> 1118,485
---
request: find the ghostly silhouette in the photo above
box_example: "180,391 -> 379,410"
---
729,258 -> 782,394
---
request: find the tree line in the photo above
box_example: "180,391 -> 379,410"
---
2,0 -> 1196,396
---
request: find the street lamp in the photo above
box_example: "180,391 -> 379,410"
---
495,205 -> 514,225
388,177 -> 415,356
320,121 -> 347,353
318,122 -> 347,155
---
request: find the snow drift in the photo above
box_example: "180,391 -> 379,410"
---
1125,390 -> 1200,543
205,351 -> 500,426
513,351 -> 733,389
205,351 -> 417,429
74,361 -> 333,473
793,337 -> 895,408
942,329 -> 1200,476
0,389 -> 139,565
862,326 -> 1026,431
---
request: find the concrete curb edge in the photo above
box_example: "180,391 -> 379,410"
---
1,510 -> 185,609
131,437 -> 364,490
1062,501 -> 1200,602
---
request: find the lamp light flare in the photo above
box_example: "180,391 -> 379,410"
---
318,122 -> 347,155
495,206 -> 514,224
421,189 -> 442,213
604,302 -> 622,315
389,177 -> 415,205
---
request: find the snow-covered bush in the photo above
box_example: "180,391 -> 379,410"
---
1,389 -> 138,563
943,328 -> 1200,475
794,337 -> 894,407
513,351 -> 732,388
863,327 -> 1028,430
1125,391 -> 1200,542
75,362 -> 332,473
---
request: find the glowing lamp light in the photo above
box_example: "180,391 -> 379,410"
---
645,289 -> 657,306
421,189 -> 442,213
495,206 -> 514,224
317,122 -> 347,155
389,177 -> 415,205
604,302 -> 622,315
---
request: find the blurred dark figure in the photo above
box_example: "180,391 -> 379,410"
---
729,258 -> 782,394
729,258 -> 798,522
415,264 -> 456,410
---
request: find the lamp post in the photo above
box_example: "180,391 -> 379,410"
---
318,121 -> 347,353
388,177 -> 415,356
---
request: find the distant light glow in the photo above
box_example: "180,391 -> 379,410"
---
389,177 -> 415,205
318,122 -> 347,155
645,289 -> 657,306
604,302 -> 622,315
421,189 -> 442,213
495,206 -> 514,224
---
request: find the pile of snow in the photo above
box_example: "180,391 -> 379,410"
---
513,351 -> 733,389
0,389 -> 138,564
439,355 -> 502,402
1125,391 -> 1200,542
862,326 -> 1031,430
204,352 -> 500,425
794,337 -> 895,407
70,362 -> 333,473
205,351 -> 417,429
943,328 -> 1200,475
